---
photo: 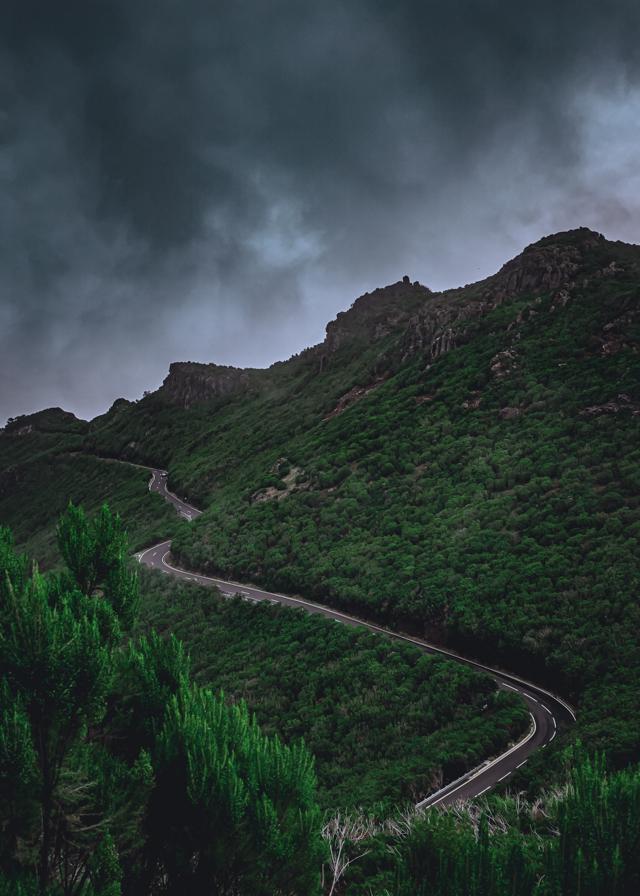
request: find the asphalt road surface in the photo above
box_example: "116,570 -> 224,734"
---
138,465 -> 576,809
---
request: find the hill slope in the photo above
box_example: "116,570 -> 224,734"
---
2,227 -> 639,772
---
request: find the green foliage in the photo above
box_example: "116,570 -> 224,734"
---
393,812 -> 540,896
0,518 -> 122,892
0,454 -> 180,568
391,752 -> 640,896
110,630 -> 191,758
137,569 -> 528,810
147,682 -> 322,895
57,503 -> 138,626
88,835 -> 122,896
0,509 -> 322,895
551,754 -> 640,896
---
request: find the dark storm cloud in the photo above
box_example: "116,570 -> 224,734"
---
2,1 -> 640,422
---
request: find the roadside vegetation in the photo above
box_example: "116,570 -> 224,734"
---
337,752 -> 640,895
0,453 -> 181,567
137,568 -> 527,810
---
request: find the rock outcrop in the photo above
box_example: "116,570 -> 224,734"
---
580,394 -> 640,417
157,362 -> 254,409
490,350 -> 517,379
599,308 -> 639,356
324,378 -> 387,420
400,296 -> 491,362
396,228 -> 625,367
321,280 -> 432,356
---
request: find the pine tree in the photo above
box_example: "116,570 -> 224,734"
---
1,506 -> 324,895
144,681 -> 323,895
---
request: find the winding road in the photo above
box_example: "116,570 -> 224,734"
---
138,465 -> 576,808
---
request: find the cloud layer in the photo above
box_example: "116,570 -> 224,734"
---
2,0 -> 640,421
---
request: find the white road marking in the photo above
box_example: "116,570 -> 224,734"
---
498,772 -> 510,782
516,759 -> 527,769
419,713 -> 538,809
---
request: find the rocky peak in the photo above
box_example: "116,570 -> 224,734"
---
530,227 -> 606,250
399,228 -> 626,365
482,228 -> 605,303
157,361 -> 253,409
108,398 -> 133,413
322,279 -> 433,355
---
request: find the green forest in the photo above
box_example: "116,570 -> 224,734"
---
1,230 -> 639,893
0,453 -> 180,568
137,568 -> 527,810
166,266 -> 639,773
3,508 -> 640,895
0,508 -> 321,895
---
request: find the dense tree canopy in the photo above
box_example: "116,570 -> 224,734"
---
0,509 -> 322,896
137,568 -> 528,809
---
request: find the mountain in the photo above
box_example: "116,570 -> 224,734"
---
83,226 -> 637,425
2,226 -> 639,774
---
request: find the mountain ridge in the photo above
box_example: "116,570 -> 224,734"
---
2,226 -> 635,427
138,226 -> 640,412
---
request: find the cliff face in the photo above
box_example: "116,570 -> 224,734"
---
157,362 -> 254,409
399,293 -> 490,363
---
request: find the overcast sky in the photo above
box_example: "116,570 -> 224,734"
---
2,0 -> 640,423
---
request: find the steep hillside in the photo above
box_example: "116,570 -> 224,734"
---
3,227 -> 639,773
